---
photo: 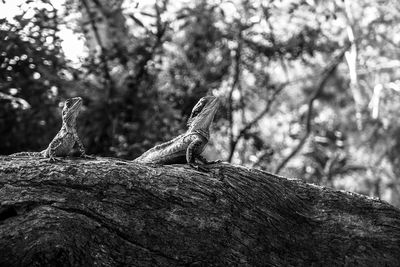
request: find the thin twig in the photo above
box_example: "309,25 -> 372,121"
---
228,28 -> 242,162
227,83 -> 285,162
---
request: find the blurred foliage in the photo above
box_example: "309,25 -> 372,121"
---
0,2 -> 67,153
1,0 -> 400,206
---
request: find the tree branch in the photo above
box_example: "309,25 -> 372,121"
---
81,0 -> 115,99
343,0 -> 363,130
227,31 -> 242,163
131,1 -> 168,85
228,11 -> 288,165
1,157 -> 399,266
227,83 -> 286,162
274,45 -> 350,174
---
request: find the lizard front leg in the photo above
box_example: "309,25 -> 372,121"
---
186,139 -> 209,172
46,139 -> 63,162
197,155 -> 222,165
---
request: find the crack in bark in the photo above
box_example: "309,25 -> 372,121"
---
52,206 -> 182,264
0,200 -> 58,221
0,205 -> 17,221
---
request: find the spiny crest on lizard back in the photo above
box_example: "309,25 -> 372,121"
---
62,97 -> 82,126
187,96 -> 220,135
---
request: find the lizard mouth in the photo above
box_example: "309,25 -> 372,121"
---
69,97 -> 82,113
202,96 -> 220,117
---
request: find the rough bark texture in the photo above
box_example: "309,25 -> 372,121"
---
0,157 -> 399,266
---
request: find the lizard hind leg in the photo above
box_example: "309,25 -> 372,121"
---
75,134 -> 95,159
74,133 -> 96,159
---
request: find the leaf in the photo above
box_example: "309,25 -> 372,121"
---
140,11 -> 156,18
129,14 -> 145,28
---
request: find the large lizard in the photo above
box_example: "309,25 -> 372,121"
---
133,95 -> 220,169
10,97 -> 90,162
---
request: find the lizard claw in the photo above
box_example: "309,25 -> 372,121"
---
42,157 -> 61,163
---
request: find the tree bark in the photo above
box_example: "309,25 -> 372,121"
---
0,157 -> 399,266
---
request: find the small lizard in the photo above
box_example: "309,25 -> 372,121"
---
10,97 -> 90,162
133,95 -> 220,169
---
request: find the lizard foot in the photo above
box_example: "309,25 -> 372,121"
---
189,163 -> 209,172
40,157 -> 62,163
81,154 -> 96,160
205,159 -> 222,165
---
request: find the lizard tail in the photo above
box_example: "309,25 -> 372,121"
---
9,151 -> 43,157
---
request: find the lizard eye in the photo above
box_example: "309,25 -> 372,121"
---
191,98 -> 206,117
191,110 -> 199,118
191,104 -> 203,118
65,100 -> 71,108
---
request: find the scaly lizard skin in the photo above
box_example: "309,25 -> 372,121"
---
134,96 -> 220,168
10,97 -> 90,162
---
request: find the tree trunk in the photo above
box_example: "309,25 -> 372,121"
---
0,157 -> 399,266
80,0 -> 129,56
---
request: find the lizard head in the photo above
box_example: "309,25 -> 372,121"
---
187,95 -> 220,139
62,97 -> 82,126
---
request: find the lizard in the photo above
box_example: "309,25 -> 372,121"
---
10,97 -> 91,162
133,95 -> 221,170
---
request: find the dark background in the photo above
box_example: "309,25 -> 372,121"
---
1,0 -> 400,206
